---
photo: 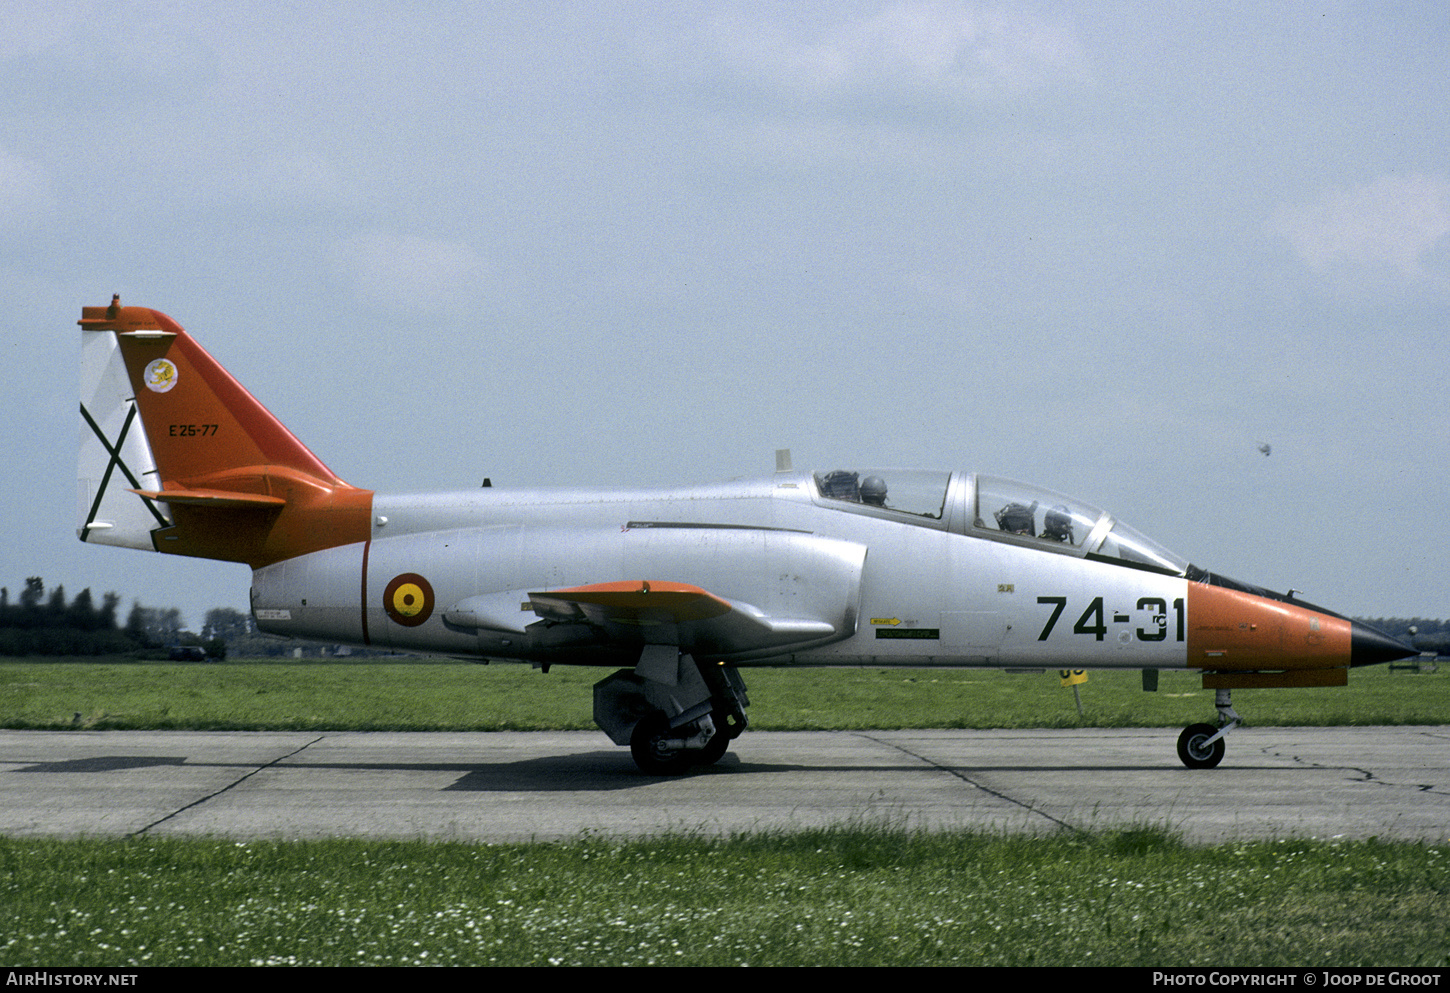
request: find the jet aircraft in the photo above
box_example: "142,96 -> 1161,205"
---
77,298 -> 1416,773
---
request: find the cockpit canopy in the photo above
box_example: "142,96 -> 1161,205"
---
972,475 -> 1187,574
813,468 -> 1188,576
814,468 -> 952,519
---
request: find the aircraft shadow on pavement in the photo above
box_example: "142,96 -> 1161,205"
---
14,756 -> 189,773
8,751 -> 1282,793
436,756 -> 1217,790
443,752 -> 759,791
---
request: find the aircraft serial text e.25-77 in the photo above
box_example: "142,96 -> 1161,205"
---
77,297 -> 1416,773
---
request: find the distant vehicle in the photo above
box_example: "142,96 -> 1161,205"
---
167,645 -> 208,662
77,299 -> 1414,772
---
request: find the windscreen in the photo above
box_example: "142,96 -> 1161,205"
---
973,475 -> 1187,575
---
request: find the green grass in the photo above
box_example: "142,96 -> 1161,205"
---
1,658 -> 1446,731
2,828 -> 1445,967
5,661 -> 1447,967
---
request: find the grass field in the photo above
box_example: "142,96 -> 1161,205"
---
2,829 -> 1446,967
2,657 -> 1446,731
4,658 -> 1446,967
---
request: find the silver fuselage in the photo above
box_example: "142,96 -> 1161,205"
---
251,469 -> 1190,670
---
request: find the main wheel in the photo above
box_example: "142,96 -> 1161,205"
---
630,712 -> 693,776
693,726 -> 730,766
1177,723 -> 1226,769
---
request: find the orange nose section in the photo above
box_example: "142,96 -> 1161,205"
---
1185,583 -> 1352,670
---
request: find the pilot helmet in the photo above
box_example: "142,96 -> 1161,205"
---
1043,505 -> 1074,543
860,476 -> 888,506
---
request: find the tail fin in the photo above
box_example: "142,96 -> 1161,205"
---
78,296 -> 372,567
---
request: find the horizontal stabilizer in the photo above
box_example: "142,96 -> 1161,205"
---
129,488 -> 286,509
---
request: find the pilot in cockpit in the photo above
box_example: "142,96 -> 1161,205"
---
994,500 -> 1038,536
860,476 -> 888,507
819,470 -> 861,501
1042,505 -> 1075,543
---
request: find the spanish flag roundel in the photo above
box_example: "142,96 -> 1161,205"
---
383,572 -> 434,627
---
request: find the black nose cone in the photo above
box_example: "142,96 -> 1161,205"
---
1350,621 -> 1418,667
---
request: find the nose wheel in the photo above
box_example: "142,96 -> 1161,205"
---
1176,723 -> 1226,768
1176,688 -> 1241,769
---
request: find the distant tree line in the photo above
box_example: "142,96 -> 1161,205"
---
0,577 -> 239,658
0,577 -> 133,656
1362,618 -> 1450,656
0,577 -> 387,660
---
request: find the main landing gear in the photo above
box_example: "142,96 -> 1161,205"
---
594,646 -> 750,775
628,708 -> 736,775
1176,688 -> 1242,769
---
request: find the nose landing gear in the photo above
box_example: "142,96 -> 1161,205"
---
1177,688 -> 1242,769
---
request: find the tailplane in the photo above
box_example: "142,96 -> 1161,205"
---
78,296 -> 372,567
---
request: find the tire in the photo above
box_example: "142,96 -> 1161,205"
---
693,725 -> 730,766
1177,723 -> 1226,769
630,712 -> 693,776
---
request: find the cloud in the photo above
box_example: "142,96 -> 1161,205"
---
332,232 -> 493,313
0,1 -> 92,61
1270,173 -> 1450,280
0,147 -> 51,227
708,1 -> 1089,104
243,153 -> 358,210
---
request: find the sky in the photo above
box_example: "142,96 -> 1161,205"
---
3,1 -> 1447,628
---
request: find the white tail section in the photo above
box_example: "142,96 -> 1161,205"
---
78,323 -> 168,550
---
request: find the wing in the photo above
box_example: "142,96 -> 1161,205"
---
447,580 -> 843,660
440,528 -> 867,662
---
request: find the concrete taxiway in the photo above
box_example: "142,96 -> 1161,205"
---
2,727 -> 1447,844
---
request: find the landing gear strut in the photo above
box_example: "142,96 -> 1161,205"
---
1177,688 -> 1242,769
